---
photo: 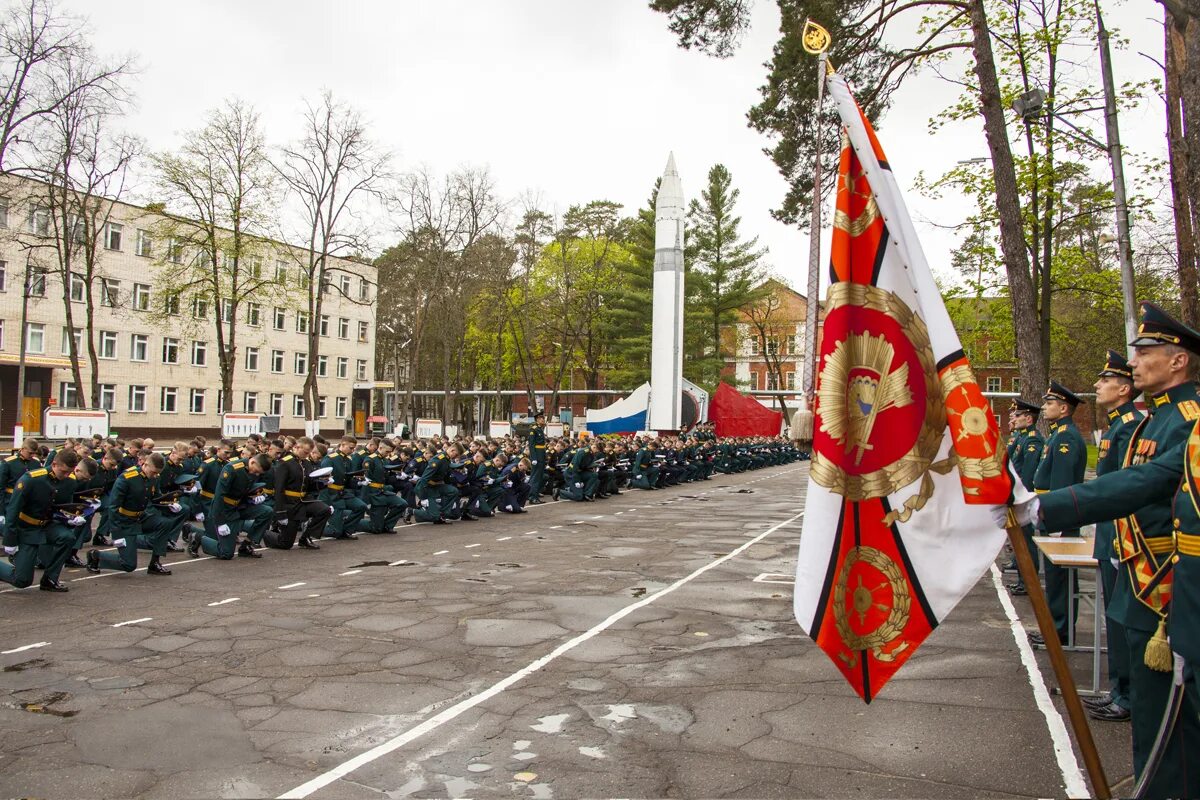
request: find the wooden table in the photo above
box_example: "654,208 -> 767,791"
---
1033,535 -> 1103,696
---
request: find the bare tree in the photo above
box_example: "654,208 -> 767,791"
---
0,0 -> 132,171
150,98 -> 279,410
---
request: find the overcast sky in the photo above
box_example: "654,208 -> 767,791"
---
81,0 -> 1168,295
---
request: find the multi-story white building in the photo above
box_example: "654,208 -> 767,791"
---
0,174 -> 379,441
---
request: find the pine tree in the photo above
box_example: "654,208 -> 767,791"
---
687,164 -> 766,389
605,182 -> 659,387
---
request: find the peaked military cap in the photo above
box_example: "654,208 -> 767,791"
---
1012,398 -> 1042,416
1043,380 -> 1082,408
174,473 -> 198,485
1097,349 -> 1133,379
1129,301 -> 1200,354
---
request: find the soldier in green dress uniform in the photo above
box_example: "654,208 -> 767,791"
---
86,453 -> 176,576
414,444 -> 460,524
526,413 -> 548,503
0,450 -> 82,592
1007,399 -> 1045,596
188,453 -> 273,560
1085,349 -> 1143,723
1029,381 -> 1087,646
1011,303 -> 1200,798
358,440 -> 406,533
320,437 -> 368,540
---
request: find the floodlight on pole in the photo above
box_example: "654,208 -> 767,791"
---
1011,88 -> 1046,121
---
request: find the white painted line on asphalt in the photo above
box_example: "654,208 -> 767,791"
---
207,597 -> 239,607
614,512 -> 624,515
522,530 -> 537,536
277,508 -> 806,800
752,573 -> 795,585
279,582 -> 306,589
388,560 -> 414,566
988,564 -> 1087,797
590,515 -> 605,519
2,641 -> 50,655
66,554 -> 218,584
572,521 -> 586,525
112,617 -> 153,628
464,544 -> 480,549
496,536 -> 512,541
433,550 -> 449,555
340,569 -> 363,576
549,525 -> 563,529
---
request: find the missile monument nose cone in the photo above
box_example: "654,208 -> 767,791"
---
658,152 -> 684,208
664,151 -> 679,177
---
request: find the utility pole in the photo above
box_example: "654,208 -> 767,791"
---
1095,0 -> 1138,352
13,254 -> 34,444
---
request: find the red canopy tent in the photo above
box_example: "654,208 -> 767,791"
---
709,382 -> 784,437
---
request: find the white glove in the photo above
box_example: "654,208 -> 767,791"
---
1011,493 -> 1040,528
485,478 -> 494,485
217,524 -> 232,537
4,545 -> 18,556
988,505 -> 1012,530
420,499 -> 430,508
278,518 -> 289,526
503,481 -> 512,488
88,499 -> 102,510
251,495 -> 266,505
322,477 -> 334,485
194,511 -> 205,522
0,516 -> 5,526
1111,556 -> 1119,568
113,537 -> 127,548
169,502 -> 183,513
531,460 -> 539,466
185,484 -> 199,495
68,515 -> 86,526
575,482 -> 583,488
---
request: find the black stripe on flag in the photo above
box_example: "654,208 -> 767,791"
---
880,495 -> 938,631
808,502 -> 847,642
937,349 -> 966,373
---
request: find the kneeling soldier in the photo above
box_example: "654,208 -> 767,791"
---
1,450 -> 82,591
189,453 -> 273,560
266,437 -> 331,549
87,453 -> 176,576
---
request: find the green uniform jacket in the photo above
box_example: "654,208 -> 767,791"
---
4,467 -> 59,546
1041,382 -> 1200,632
212,460 -> 254,526
109,466 -> 154,530
1093,402 -> 1143,561
415,453 -> 452,495
527,425 -> 546,466
1033,419 -> 1086,494
362,453 -> 393,497
0,453 -> 41,500
1174,416 -> 1200,662
319,452 -> 351,502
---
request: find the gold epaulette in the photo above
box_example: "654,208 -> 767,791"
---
1122,412 -> 1136,423
122,468 -> 139,479
1179,400 -> 1200,422
282,454 -> 294,461
29,468 -> 47,478
232,462 -> 245,470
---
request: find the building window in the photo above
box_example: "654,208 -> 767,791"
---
338,274 -> 351,295
128,385 -> 146,412
766,336 -> 780,356
0,197 -> 8,228
105,222 -> 123,251
356,359 -> 367,381
296,311 -> 309,334
162,337 -> 179,364
275,261 -> 287,283
25,323 -> 44,353
358,321 -> 369,343
220,299 -> 233,323
319,314 -> 330,337
294,352 -> 308,375
247,256 -> 263,279
750,336 -> 760,356
786,371 -> 796,390
273,306 -> 286,330
986,376 -> 1002,393
27,267 -> 46,297
167,238 -> 183,264
336,396 -> 348,418
246,302 -> 261,327
189,388 -> 205,414
316,396 -> 327,418
191,340 -> 207,367
0,260 -> 6,291
243,392 -> 258,413
269,393 -> 283,416
136,229 -> 152,257
192,296 -> 208,319
358,277 -> 369,301
767,372 -> 779,390
132,283 -> 150,311
101,278 -> 119,307
69,272 -> 85,302
58,382 -> 77,407
99,384 -> 115,411
0,320 -> 4,349
338,317 -> 349,339
61,327 -> 81,356
292,394 -> 305,417
98,330 -> 117,359
161,386 -> 178,413
28,206 -> 50,236
317,355 -> 328,377
336,356 -> 348,379
130,333 -> 148,362
1012,377 -> 1022,393
164,294 -> 180,316
244,346 -> 259,371
270,349 -> 284,373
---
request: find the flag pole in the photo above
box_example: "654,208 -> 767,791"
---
1006,509 -> 1111,798
796,19 -> 832,445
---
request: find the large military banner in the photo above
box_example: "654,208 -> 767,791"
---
793,71 -> 1013,702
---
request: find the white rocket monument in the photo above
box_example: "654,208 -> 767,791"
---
649,153 -> 685,432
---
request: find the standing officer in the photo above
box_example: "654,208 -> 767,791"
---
0,450 -> 82,592
1007,399 -> 1045,596
1085,350 -> 1143,723
86,453 -> 176,577
526,412 -> 547,504
1029,381 -> 1087,646
1011,302 -> 1200,797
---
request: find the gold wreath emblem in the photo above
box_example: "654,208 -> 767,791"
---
801,19 -> 832,55
811,283 -> 945,502
833,546 -> 911,666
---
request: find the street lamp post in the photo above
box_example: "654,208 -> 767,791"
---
13,254 -> 34,444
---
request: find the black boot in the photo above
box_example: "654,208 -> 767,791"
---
148,556 -> 172,575
86,549 -> 101,574
187,530 -> 202,558
39,577 -> 68,592
237,542 -> 262,558
66,550 -> 86,568
298,536 -> 320,550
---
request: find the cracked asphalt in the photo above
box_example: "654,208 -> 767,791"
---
1,463 -> 1133,798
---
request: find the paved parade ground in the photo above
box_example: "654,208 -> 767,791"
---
1,463 -> 1134,798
